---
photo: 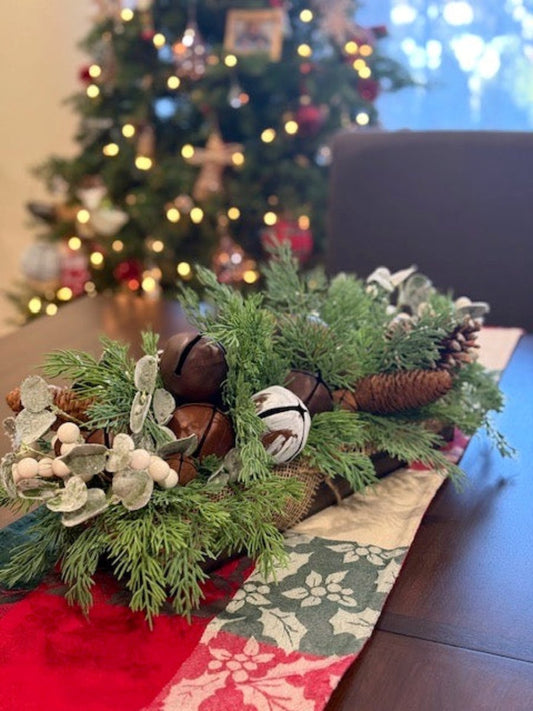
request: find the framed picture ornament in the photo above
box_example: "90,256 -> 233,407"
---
224,8 -> 284,61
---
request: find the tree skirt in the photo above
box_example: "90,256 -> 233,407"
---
0,328 -> 522,711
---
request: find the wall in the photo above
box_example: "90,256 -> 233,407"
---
0,1 -> 91,335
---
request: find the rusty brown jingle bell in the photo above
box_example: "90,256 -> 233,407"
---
284,369 -> 333,415
332,388 -> 358,412
160,332 -> 228,402
163,452 -> 198,486
168,403 -> 234,460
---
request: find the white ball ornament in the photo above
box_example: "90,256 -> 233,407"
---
51,458 -> 71,478
60,442 -> 77,456
38,457 -> 54,478
17,457 -> 39,479
148,456 -> 171,482
160,469 -> 179,489
252,385 -> 311,464
130,449 -> 152,470
57,422 -> 81,444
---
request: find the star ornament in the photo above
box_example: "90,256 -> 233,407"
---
313,0 -> 357,45
187,131 -> 244,201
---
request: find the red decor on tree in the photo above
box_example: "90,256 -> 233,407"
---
358,77 -> 380,102
59,248 -> 91,297
78,65 -> 92,84
261,219 -> 314,264
113,259 -> 142,289
295,103 -> 327,137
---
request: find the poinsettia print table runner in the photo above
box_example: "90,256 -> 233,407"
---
0,328 -> 523,711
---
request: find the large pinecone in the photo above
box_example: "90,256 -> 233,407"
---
437,317 -> 481,370
352,369 -> 453,414
6,386 -> 93,422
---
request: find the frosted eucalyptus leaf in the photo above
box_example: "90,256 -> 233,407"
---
17,478 -> 60,500
157,426 -> 177,443
130,390 -> 152,434
46,475 -> 88,512
61,489 -> 108,527
0,453 -> 17,498
158,434 -> 198,459
3,417 -> 17,445
20,375 -> 53,413
207,469 -> 231,488
106,433 -> 135,471
60,444 -> 107,481
112,469 -> 153,511
222,448 -> 243,479
113,433 -> 135,451
398,274 -> 434,313
134,355 -> 158,393
153,388 -> 175,425
15,409 -> 57,444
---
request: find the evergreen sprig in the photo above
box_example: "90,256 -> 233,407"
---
303,410 -> 377,491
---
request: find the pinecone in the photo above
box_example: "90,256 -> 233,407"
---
437,317 -> 481,370
6,385 -> 93,422
353,369 -> 453,414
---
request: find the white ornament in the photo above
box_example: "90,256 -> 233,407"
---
17,457 -> 39,479
148,456 -> 170,482
90,207 -> 129,236
60,442 -> 77,456
130,448 -> 151,470
52,458 -> 71,478
252,385 -> 311,464
38,457 -> 55,478
160,469 -> 179,489
57,422 -> 81,444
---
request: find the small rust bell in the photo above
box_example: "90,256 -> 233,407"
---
168,403 -> 234,460
160,332 -> 227,402
332,388 -> 358,412
284,369 -> 333,415
164,452 -> 198,486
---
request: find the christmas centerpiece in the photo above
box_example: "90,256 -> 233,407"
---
0,249 -> 509,624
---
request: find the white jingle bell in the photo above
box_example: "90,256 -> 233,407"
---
252,385 -> 311,464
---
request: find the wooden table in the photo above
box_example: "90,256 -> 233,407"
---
1,295 -> 532,710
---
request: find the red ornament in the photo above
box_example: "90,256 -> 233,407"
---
113,259 -> 142,287
141,29 -> 156,41
295,103 -> 327,137
60,248 -> 91,297
261,219 -> 314,264
358,78 -> 380,102
78,65 -> 92,84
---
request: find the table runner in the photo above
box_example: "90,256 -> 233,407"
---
0,328 -> 523,711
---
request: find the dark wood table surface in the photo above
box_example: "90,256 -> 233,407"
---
1,294 -> 532,710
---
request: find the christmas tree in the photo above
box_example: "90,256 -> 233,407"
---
9,0 -> 411,323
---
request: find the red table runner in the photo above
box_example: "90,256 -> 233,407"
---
0,328 -> 522,711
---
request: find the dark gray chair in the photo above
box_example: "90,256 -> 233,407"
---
326,130 -> 533,330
